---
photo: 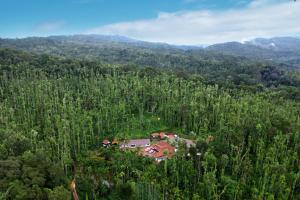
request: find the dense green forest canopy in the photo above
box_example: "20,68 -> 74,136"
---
1,46 -> 300,90
1,36 -> 300,92
0,42 -> 300,200
1,36 -> 300,70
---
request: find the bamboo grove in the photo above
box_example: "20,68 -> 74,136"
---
0,49 -> 300,199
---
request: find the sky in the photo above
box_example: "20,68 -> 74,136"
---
0,0 -> 299,45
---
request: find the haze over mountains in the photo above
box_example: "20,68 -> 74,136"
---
1,34 -> 300,90
1,35 -> 300,69
207,37 -> 300,67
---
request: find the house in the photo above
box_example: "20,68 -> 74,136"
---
166,133 -> 178,142
159,132 -> 167,139
167,134 -> 175,139
120,139 -> 151,149
150,133 -> 160,140
142,141 -> 175,162
151,132 -> 169,140
102,139 -> 111,147
112,139 -> 119,145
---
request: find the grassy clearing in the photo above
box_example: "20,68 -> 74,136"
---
113,114 -> 169,139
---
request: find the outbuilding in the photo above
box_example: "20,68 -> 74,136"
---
102,139 -> 111,147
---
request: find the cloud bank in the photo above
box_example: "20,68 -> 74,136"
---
86,1 -> 300,45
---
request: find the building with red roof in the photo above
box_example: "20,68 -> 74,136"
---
142,141 -> 175,162
159,132 -> 166,139
102,139 -> 111,147
151,132 -> 169,141
166,133 -> 178,141
167,134 -> 175,139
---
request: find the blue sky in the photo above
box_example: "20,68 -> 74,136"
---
0,0 -> 299,44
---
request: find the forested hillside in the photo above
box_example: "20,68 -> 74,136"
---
1,36 -> 300,71
1,36 -> 300,91
207,37 -> 300,69
0,47 -> 300,200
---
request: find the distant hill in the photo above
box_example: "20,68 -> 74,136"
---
1,35 -> 300,69
246,37 -> 300,51
1,35 -> 300,88
206,37 -> 300,68
0,34 -> 240,70
0,34 -> 201,53
1,35 -> 300,87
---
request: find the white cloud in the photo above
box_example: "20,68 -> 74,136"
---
35,21 -> 66,32
85,1 -> 300,45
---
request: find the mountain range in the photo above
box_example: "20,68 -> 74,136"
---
207,37 -> 300,67
1,35 -> 300,69
1,35 -> 300,89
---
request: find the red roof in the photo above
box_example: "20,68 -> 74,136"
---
159,132 -> 166,139
102,139 -> 110,145
167,134 -> 175,139
143,141 -> 175,159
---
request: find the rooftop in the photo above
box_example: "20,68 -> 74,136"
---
102,139 -> 110,145
143,141 -> 175,159
120,139 -> 150,148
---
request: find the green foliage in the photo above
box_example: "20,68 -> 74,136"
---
46,186 -> 71,200
0,48 -> 299,199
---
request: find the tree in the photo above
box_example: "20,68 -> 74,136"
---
46,186 -> 71,200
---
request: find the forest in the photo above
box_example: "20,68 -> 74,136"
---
0,46 -> 300,200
